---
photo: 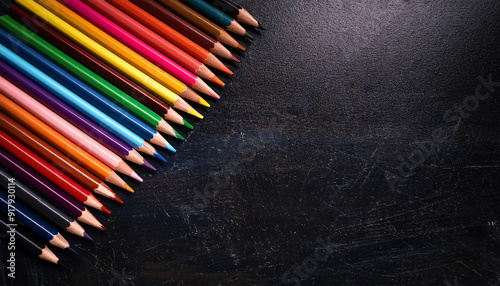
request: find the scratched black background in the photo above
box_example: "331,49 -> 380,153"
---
1,0 -> 500,285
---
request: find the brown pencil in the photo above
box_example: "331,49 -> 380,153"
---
157,0 -> 245,51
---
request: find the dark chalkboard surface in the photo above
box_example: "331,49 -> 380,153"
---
0,0 -> 499,285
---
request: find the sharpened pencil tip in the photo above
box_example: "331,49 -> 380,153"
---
130,171 -> 143,182
212,92 -> 221,99
212,76 -> 225,87
114,194 -> 124,204
142,159 -> 157,171
100,205 -> 111,214
188,109 -> 204,119
101,205 -> 111,214
58,260 -> 67,268
124,184 -> 135,193
67,247 -> 79,255
230,54 -> 240,63
153,150 -> 167,162
258,24 -> 264,30
244,32 -> 254,39
199,97 -> 210,107
183,119 -> 194,130
165,142 -> 176,153
174,130 -> 185,140
100,225 -> 107,231
83,232 -> 93,241
237,43 -> 246,51
220,64 -> 233,75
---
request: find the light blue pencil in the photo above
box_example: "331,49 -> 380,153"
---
0,43 -> 168,159
0,28 -> 174,153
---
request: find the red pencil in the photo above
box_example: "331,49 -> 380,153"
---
0,129 -> 110,214
8,5 -> 192,129
107,0 -> 233,74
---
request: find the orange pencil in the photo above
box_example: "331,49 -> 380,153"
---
37,0 -> 214,104
0,113 -> 123,203
0,127 -> 110,213
107,0 -> 233,75
0,93 -> 135,193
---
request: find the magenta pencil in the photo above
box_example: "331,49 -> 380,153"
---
62,0 -> 219,98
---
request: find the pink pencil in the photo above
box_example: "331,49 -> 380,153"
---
61,0 -> 218,98
0,75 -> 142,182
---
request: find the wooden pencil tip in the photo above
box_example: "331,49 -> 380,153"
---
237,43 -> 246,51
188,109 -> 204,119
124,184 -> 135,193
101,205 -> 111,214
165,141 -> 176,153
199,97 -> 211,107
258,24 -> 265,30
244,32 -> 254,39
212,76 -> 225,87
67,247 -> 79,255
114,194 -> 124,204
220,64 -> 234,75
230,54 -> 241,63
153,150 -> 167,162
83,232 -> 93,241
183,119 -> 194,130
174,129 -> 185,141
100,225 -> 107,231
142,159 -> 157,171
130,171 -> 143,182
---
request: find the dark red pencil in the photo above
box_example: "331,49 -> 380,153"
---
9,4 -> 192,129
0,129 -> 110,214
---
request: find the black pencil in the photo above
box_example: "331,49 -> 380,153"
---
0,191 -> 75,252
205,0 -> 262,28
0,167 -> 92,240
0,219 -> 62,265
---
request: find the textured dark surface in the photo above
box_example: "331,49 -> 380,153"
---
1,0 -> 500,285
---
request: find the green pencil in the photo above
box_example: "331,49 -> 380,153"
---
0,15 -> 184,140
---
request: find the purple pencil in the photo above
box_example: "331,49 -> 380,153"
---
0,147 -> 105,230
0,59 -> 156,169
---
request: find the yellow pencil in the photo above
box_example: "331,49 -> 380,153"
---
35,0 -> 210,107
16,0 -> 203,118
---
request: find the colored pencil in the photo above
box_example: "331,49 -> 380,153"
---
0,15 -> 183,140
0,219 -> 61,265
179,0 -> 252,38
61,0 -> 219,99
131,0 -> 240,59
98,0 -> 232,75
0,95 -> 135,194
0,99 -> 124,200
0,192 -> 74,252
8,6 -> 192,129
0,57 -> 157,170
0,143 -> 105,230
38,0 -> 212,106
156,0 -> 245,50
82,0 -> 227,85
0,43 -> 167,160
0,167 -> 92,239
0,129 -> 110,214
16,0 -> 203,119
205,0 -> 262,28
0,32 -> 173,153
0,73 -> 143,183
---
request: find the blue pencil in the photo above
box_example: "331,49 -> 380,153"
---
0,192 -> 76,253
0,43 -> 170,158
179,0 -> 252,38
0,29 -> 174,153
0,166 -> 92,240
